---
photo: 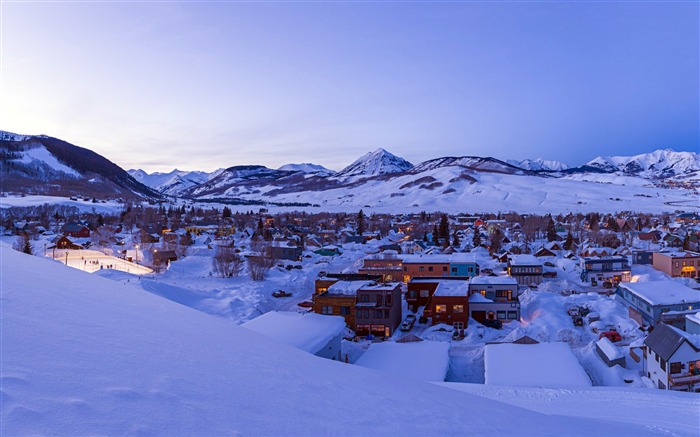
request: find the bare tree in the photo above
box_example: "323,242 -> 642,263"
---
212,246 -> 243,278
249,240 -> 275,281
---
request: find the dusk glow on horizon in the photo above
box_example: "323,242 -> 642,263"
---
1,2 -> 698,173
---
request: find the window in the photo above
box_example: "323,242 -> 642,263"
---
453,305 -> 464,313
409,290 -> 416,298
435,305 -> 446,313
442,266 -> 448,272
451,267 -> 458,273
419,266 -> 424,272
670,362 -> 682,374
404,267 -> 408,272
340,306 -> 351,316
497,311 -> 506,319
374,310 -> 383,318
317,287 -> 328,293
360,294 -> 369,303
507,311 -> 518,320
675,261 -> 680,268
384,310 -> 390,318
420,289 -> 429,297
321,306 -> 333,315
363,310 -> 370,318
376,295 -> 383,305
428,266 -> 434,272
386,293 -> 392,305
660,358 -> 666,372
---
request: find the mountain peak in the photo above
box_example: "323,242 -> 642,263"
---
337,148 -> 413,177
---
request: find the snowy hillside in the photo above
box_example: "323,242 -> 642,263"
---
128,168 -> 219,196
508,158 -> 570,171
277,163 -> 335,176
336,148 -> 413,178
2,245 -> 697,436
0,130 -> 35,142
586,149 -> 700,178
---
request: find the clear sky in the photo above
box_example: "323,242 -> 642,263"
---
1,2 -> 698,173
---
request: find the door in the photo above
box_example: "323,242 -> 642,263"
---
472,311 -> 486,323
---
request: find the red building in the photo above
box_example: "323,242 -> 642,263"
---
422,280 -> 470,330
62,222 -> 90,238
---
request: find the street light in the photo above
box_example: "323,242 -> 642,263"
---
135,244 -> 139,264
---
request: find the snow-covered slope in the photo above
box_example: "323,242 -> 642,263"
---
508,158 -> 570,171
128,168 -> 220,196
277,163 -> 335,176
2,245 -> 696,436
586,149 -> 700,178
336,148 -> 413,178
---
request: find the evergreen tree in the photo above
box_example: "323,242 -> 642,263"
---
357,209 -> 366,236
546,218 -> 557,242
439,214 -> 450,245
489,228 -> 503,255
452,231 -> 460,248
222,206 -> 232,219
563,232 -> 574,251
432,224 -> 439,243
472,229 -> 482,248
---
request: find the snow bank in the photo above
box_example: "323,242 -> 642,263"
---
355,341 -> 451,382
485,342 -> 591,388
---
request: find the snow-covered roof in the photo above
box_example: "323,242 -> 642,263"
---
434,281 -> 469,297
508,255 -> 541,266
484,342 -> 591,388
619,281 -> 700,306
327,280 -> 373,295
355,341 -> 450,382
596,337 -> 623,361
241,311 -> 345,355
469,293 -> 494,303
470,276 -> 518,286
361,282 -> 401,291
401,253 -> 478,264
686,312 -> 700,326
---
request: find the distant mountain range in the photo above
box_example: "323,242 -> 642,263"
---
2,130 -> 698,212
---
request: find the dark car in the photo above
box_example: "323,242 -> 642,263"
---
482,319 -> 503,329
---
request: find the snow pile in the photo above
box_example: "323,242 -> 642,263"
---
241,311 -> 345,355
355,341 -> 451,382
484,342 -> 592,388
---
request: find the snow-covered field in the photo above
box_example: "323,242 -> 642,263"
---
3,244 -> 699,436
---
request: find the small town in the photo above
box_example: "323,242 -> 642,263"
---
5,201 -> 700,391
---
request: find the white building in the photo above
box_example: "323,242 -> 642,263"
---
241,311 -> 346,360
644,323 -> 700,391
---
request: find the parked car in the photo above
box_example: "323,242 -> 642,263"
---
482,319 -> 503,329
401,321 -> 412,332
602,281 -> 613,289
599,331 -> 622,342
405,314 -> 417,324
297,301 -> 314,308
272,290 -> 292,298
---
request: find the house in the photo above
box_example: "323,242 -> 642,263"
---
534,247 -> 557,258
355,341 -> 450,382
632,250 -> 654,265
270,240 -> 303,261
468,276 -> 520,324
62,222 -> 90,238
354,282 -> 402,338
643,323 -> 700,391
401,253 -> 479,283
153,250 -> 178,265
615,281 -> 700,328
422,280 -> 470,330
507,255 -> 543,286
241,311 -> 345,360
358,251 -> 403,282
313,280 -> 369,328
579,257 -> 631,287
652,251 -> 700,279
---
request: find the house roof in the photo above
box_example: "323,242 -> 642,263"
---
643,323 -> 699,361
619,281 -> 700,306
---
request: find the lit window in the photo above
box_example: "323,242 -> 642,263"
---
453,305 -> 464,313
436,305 -> 446,313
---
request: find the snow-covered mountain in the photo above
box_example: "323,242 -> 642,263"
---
128,168 -> 222,196
508,158 -> 570,172
3,244 -> 697,435
0,130 -> 159,199
335,148 -> 413,178
585,149 -> 700,178
277,163 -> 335,176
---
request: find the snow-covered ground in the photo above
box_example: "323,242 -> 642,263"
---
3,244 -> 699,436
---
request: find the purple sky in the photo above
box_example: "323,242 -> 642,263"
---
2,2 -> 698,172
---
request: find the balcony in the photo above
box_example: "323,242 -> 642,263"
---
669,373 -> 700,387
